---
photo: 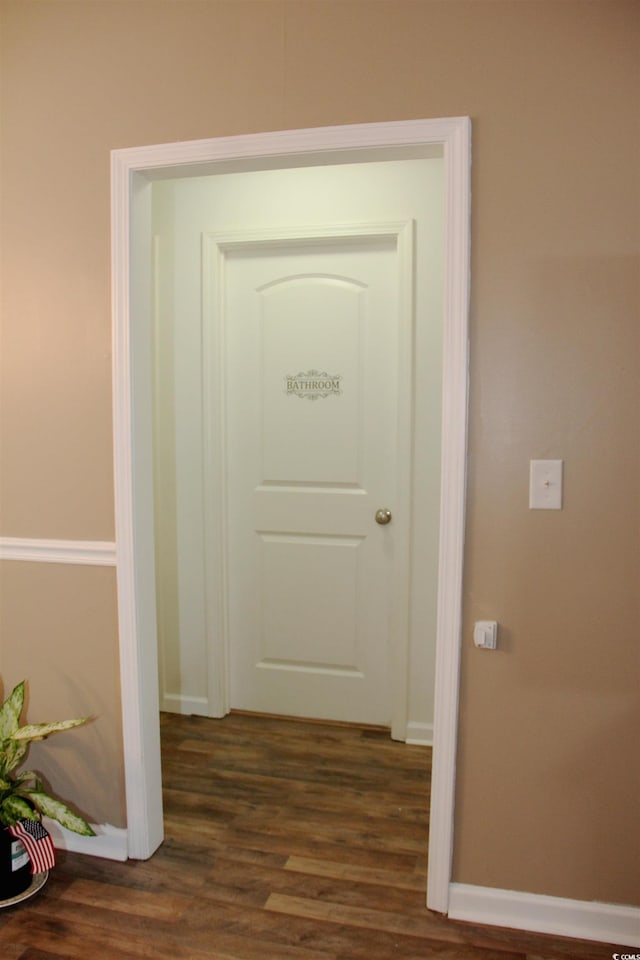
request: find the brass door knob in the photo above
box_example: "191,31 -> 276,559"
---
375,508 -> 392,525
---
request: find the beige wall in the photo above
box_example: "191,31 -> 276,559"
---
0,0 -> 638,906
0,562 -> 125,827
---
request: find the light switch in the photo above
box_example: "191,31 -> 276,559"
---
529,459 -> 563,510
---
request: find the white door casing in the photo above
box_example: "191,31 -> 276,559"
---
111,117 -> 471,916
205,223 -> 413,733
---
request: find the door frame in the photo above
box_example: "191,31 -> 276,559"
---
111,117 -> 471,914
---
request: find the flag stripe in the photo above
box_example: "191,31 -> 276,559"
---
7,819 -> 56,873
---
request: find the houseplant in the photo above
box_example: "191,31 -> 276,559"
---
0,680 -> 95,900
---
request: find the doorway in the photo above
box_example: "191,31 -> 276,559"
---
152,160 -> 443,741
111,117 -> 470,914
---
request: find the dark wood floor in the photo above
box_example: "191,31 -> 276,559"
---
0,712 -> 619,959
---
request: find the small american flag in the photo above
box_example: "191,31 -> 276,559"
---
7,819 -> 56,874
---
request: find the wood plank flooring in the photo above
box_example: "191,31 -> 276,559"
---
0,712 -> 621,959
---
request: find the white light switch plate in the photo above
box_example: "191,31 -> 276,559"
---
529,459 -> 563,509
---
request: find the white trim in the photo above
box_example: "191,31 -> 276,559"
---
390,218 -> 415,744
449,883 -> 640,949
160,693 -> 210,716
406,721 -> 433,746
112,153 -> 165,860
426,115 -> 471,914
113,120 -> 451,174
201,231 -> 231,719
43,818 -> 128,863
0,538 -> 116,566
111,118 -> 471,898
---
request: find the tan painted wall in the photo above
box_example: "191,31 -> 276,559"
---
0,562 -> 125,827
0,0 -> 638,905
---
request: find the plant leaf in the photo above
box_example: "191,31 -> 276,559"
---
1,794 -> 35,825
12,770 -> 38,786
23,790 -> 95,836
11,717 -> 91,741
0,681 -> 25,741
0,739 -> 29,776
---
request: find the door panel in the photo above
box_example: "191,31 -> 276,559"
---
220,229 -> 410,726
260,276 -> 363,484
259,533 -> 362,671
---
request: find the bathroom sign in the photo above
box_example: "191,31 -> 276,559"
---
285,370 -> 342,401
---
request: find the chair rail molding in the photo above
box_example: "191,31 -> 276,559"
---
0,538 -> 116,566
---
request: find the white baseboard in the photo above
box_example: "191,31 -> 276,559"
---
43,819 -> 128,862
449,882 -> 640,949
0,537 -> 116,566
406,721 -> 433,746
160,693 -> 210,716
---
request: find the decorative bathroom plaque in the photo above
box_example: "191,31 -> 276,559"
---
285,370 -> 342,401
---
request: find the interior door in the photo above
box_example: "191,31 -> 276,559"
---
219,225 -> 412,727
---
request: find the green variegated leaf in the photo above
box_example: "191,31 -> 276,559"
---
1,738 -> 29,776
12,717 -> 90,741
0,681 -> 25,741
12,770 -> 38,786
1,794 -> 35,825
23,790 -> 95,836
0,681 -> 96,837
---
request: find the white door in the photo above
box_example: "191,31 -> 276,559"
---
213,224 -> 413,728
